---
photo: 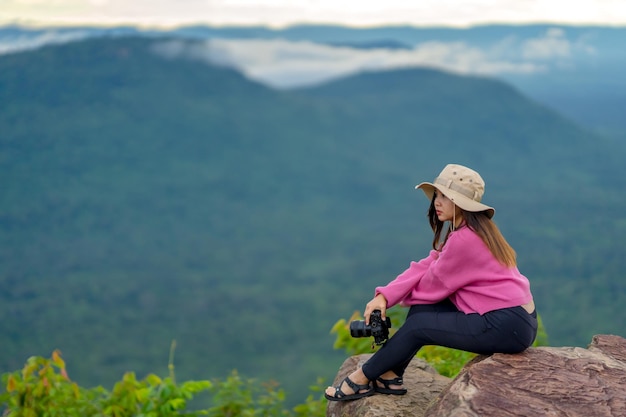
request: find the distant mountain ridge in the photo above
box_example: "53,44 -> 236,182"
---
1,36 -> 625,404
1,23 -> 625,136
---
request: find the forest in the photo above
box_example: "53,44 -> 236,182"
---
1,36 -> 625,405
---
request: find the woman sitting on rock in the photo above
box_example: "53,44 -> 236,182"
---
325,164 -> 537,401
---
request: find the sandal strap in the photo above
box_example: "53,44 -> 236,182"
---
377,376 -> 403,388
344,376 -> 371,392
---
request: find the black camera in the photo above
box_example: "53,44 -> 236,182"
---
349,310 -> 391,346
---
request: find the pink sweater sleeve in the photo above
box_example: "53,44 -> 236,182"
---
375,249 -> 439,307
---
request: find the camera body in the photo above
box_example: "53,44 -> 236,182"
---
349,309 -> 391,346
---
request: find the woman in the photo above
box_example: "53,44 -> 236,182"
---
325,164 -> 537,402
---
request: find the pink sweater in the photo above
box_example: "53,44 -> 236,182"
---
375,226 -> 532,315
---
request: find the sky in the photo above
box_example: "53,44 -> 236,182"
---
2,0 -> 626,28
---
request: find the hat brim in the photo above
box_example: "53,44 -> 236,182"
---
416,182 -> 495,219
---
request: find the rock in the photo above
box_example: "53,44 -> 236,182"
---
326,335 -> 626,417
325,354 -> 451,417
426,334 -> 626,417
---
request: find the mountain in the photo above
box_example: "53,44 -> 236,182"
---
2,23 -> 625,137
1,36 -> 625,404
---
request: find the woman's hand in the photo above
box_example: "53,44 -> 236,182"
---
364,293 -> 388,324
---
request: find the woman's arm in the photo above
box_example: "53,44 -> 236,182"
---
374,249 -> 439,308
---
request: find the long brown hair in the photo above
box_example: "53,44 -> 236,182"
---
427,197 -> 517,267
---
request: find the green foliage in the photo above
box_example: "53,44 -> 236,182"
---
0,350 -> 212,417
0,350 -> 99,417
206,371 -> 287,417
101,372 -> 211,417
415,346 -> 476,378
331,308 -> 551,378
533,314 -> 549,347
0,351 -> 326,417
291,378 -> 326,417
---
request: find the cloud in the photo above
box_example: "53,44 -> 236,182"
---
522,28 -> 572,60
0,29 -> 92,55
153,37 -> 546,89
2,25 -> 593,90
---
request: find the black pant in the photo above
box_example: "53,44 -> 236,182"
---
361,299 -> 538,380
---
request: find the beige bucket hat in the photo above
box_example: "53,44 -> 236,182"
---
415,164 -> 495,218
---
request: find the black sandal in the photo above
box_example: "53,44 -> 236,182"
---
325,376 -> 374,401
374,376 -> 407,395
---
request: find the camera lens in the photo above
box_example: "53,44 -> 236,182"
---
349,320 -> 371,338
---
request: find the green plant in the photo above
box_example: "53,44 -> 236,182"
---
0,348 -> 211,417
0,348 -> 327,417
415,346 -> 476,377
291,378 -> 326,417
99,372 -> 211,417
204,370 -> 287,417
533,314 -> 549,347
0,350 -> 102,417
